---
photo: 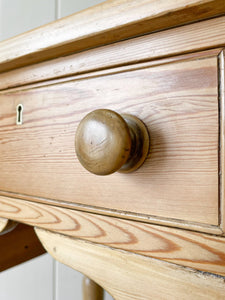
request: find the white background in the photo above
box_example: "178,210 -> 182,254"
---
0,0 -> 113,299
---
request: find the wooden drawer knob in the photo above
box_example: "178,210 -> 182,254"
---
75,109 -> 149,175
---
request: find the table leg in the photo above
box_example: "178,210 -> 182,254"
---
83,276 -> 104,300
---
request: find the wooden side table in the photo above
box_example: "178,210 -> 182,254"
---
1,1 -> 225,298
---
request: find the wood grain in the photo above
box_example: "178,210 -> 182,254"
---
75,109 -> 133,175
35,228 -> 225,300
75,109 -> 150,175
0,196 -> 225,275
0,0 -> 224,73
220,50 -> 225,232
0,13 -> 224,91
0,55 -> 219,226
0,223 -> 45,272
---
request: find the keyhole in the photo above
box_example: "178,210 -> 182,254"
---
16,104 -> 23,125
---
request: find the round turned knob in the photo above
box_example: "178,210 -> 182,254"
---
75,109 -> 149,175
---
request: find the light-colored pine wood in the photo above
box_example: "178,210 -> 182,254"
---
0,223 -> 45,271
0,14 -> 224,91
220,50 -> 225,232
1,196 -> 225,275
0,217 -> 17,234
35,228 -> 225,300
0,0 -> 224,73
0,190 -> 221,234
83,277 -> 104,300
0,3 -> 224,297
0,54 -> 219,227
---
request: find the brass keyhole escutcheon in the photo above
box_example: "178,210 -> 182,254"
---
16,104 -> 23,125
75,109 -> 150,175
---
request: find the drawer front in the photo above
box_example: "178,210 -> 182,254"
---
0,54 -> 219,228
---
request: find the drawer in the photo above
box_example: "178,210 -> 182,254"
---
0,51 -> 221,230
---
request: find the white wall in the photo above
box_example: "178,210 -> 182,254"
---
0,255 -> 54,300
0,1 -> 113,299
0,0 -> 55,41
